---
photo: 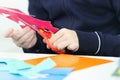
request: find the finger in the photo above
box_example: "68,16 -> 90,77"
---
54,38 -> 79,51
12,27 -> 31,41
51,33 -> 70,50
55,41 -> 70,50
67,44 -> 79,52
43,39 -> 46,43
50,28 -> 66,44
17,30 -> 35,45
14,31 -> 35,48
3,28 -> 14,38
46,45 -> 50,49
43,39 -> 50,49
52,35 -> 67,48
22,34 -> 37,48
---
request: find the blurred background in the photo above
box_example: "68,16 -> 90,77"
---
0,0 -> 28,53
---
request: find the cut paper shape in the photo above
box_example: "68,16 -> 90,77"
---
0,58 -> 56,78
0,71 -> 67,80
0,6 -> 63,54
0,71 -> 29,80
24,54 -> 113,71
0,68 -> 73,80
0,66 -> 8,71
40,68 -> 74,76
0,62 -> 8,71
0,58 -> 33,74
0,58 -> 67,80
29,73 -> 49,79
17,58 -> 56,78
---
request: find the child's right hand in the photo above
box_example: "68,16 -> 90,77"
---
3,27 -> 37,49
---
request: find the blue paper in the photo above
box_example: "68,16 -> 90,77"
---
0,58 -> 56,78
0,62 -> 8,71
0,71 -> 67,80
40,68 -> 74,75
0,58 -> 73,80
17,58 -> 56,77
0,58 -> 33,74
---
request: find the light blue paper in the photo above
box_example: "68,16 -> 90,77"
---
40,68 -> 74,75
0,58 -> 56,78
0,58 -> 72,80
0,68 -> 72,80
0,58 -> 33,74
0,62 -> 9,71
17,58 -> 56,77
0,71 -> 67,80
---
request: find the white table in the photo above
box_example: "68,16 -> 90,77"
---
0,52 -> 120,80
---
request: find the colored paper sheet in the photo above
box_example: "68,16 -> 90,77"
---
0,58 -> 56,79
17,58 -> 56,78
0,71 -> 67,80
40,68 -> 74,75
0,68 -> 73,80
0,62 -> 8,71
24,54 -> 113,71
0,58 -> 71,80
0,58 -> 33,74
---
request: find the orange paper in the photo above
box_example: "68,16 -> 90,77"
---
24,54 -> 113,71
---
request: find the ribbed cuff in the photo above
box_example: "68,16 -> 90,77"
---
75,30 -> 99,55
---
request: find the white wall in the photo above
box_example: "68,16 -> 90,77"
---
0,0 -> 28,52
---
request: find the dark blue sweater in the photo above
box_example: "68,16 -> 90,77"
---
23,0 -> 120,56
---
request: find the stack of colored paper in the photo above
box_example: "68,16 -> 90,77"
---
0,58 -> 73,80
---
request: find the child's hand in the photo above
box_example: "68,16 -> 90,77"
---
3,27 -> 37,49
49,28 -> 79,52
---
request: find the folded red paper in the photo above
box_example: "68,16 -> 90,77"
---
0,6 -> 64,54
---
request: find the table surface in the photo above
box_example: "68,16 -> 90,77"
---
0,52 -> 120,80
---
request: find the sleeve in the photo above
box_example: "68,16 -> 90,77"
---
75,31 -> 120,57
74,0 -> 120,57
28,0 -> 49,20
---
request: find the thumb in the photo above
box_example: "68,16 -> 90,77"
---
67,44 -> 79,52
3,28 -> 14,38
